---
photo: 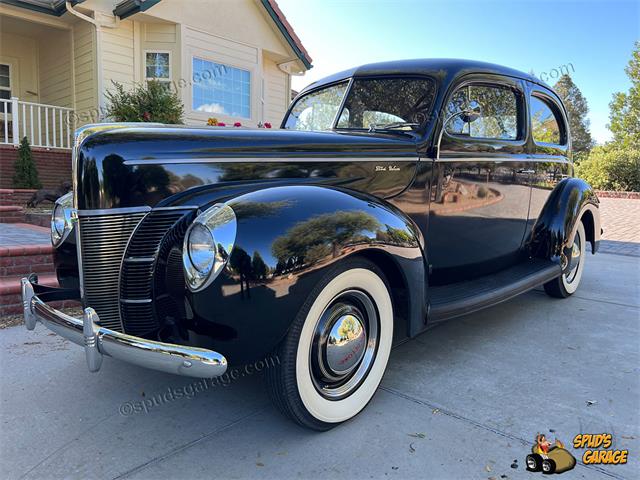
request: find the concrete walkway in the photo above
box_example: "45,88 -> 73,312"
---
1,252 -> 637,480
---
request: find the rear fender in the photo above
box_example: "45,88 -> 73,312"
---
528,178 -> 601,268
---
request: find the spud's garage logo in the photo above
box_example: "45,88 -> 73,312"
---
526,434 -> 576,474
573,434 -> 628,465
526,433 -> 628,475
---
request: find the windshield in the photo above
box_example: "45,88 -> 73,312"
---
284,77 -> 436,132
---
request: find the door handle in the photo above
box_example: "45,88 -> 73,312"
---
519,169 -> 535,174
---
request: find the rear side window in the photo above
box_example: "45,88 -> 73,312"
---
445,84 -> 519,140
530,95 -> 563,144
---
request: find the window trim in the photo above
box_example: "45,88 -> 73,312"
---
442,78 -> 525,143
144,50 -> 172,84
529,92 -> 568,148
282,74 -> 438,132
332,74 -> 437,132
190,55 -> 253,121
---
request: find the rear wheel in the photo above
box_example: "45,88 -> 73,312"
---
542,458 -> 556,474
266,258 -> 393,430
544,221 -> 586,298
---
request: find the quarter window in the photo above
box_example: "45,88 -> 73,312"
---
284,82 -> 348,131
145,52 -> 171,87
445,84 -> 519,140
531,95 -> 562,144
192,57 -> 251,118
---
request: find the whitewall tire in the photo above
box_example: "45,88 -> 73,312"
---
266,258 -> 393,430
544,221 -> 586,298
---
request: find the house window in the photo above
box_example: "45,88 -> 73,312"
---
145,52 -> 171,87
0,64 -> 11,100
192,57 -> 250,118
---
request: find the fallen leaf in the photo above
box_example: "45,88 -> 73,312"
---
409,443 -> 416,453
485,464 -> 493,472
432,408 -> 440,414
621,435 -> 635,440
391,466 -> 399,470
256,462 -> 264,467
408,433 -> 425,438
586,400 -> 597,406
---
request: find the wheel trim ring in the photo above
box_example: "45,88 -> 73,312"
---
562,223 -> 586,293
309,289 -> 380,400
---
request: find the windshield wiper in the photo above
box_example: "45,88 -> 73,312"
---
368,122 -> 420,133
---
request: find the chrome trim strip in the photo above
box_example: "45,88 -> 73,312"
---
120,298 -> 153,304
123,156 -> 419,165
21,278 -> 227,378
152,205 -> 200,211
77,206 -> 152,216
123,257 -> 155,263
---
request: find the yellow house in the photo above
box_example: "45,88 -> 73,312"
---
0,0 -> 312,153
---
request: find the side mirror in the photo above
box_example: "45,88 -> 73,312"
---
461,100 -> 481,123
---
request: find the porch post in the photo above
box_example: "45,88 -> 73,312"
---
11,97 -> 19,145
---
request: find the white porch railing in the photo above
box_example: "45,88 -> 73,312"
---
0,97 -> 74,150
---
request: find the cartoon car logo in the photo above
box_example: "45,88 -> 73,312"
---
526,434 -> 577,474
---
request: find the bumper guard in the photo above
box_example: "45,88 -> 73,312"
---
21,278 -> 227,378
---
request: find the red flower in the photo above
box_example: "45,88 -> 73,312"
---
234,122 -> 242,127
142,111 -> 151,121
264,122 -> 272,129
218,122 -> 226,127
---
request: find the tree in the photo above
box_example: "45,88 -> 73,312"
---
608,41 -> 640,149
13,136 -> 41,189
553,74 -> 594,154
105,80 -> 184,124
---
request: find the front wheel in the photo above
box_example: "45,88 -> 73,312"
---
266,258 -> 393,430
544,221 -> 586,298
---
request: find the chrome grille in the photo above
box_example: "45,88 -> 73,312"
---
120,210 -> 191,336
78,211 -> 147,331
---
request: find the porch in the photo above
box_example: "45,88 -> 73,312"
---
0,96 -> 74,149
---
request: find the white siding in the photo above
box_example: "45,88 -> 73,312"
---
73,20 -> 98,124
101,19 -> 135,88
39,28 -> 73,108
263,56 -> 288,126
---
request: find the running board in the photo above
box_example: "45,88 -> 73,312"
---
428,258 -> 561,323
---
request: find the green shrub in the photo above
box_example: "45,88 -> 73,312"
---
13,136 -> 41,189
105,80 -> 184,124
574,146 -> 640,192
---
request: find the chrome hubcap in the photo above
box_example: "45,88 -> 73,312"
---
326,314 -> 367,375
310,290 -> 379,400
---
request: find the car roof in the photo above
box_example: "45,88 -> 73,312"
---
299,58 -> 549,94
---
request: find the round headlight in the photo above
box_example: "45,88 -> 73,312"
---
188,223 -> 216,274
51,192 -> 74,247
183,204 -> 237,292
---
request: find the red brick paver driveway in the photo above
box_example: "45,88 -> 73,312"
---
598,197 -> 640,257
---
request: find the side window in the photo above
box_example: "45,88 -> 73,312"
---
284,82 -> 347,131
530,95 -> 563,145
445,84 -> 519,140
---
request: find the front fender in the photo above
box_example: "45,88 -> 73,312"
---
188,185 -> 425,365
529,178 -> 601,265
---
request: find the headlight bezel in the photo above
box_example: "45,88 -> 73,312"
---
50,191 -> 75,247
183,204 -> 237,292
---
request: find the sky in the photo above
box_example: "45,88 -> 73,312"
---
277,0 -> 639,144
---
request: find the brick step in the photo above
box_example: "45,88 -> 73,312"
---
0,189 -> 37,206
0,205 -> 25,223
0,273 -> 79,316
0,242 -> 54,278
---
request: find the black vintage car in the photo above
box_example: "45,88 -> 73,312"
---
22,59 -> 600,430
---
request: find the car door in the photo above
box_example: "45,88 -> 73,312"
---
525,86 -> 572,239
427,75 -> 531,285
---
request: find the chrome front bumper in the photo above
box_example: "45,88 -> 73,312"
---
21,278 -> 227,378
